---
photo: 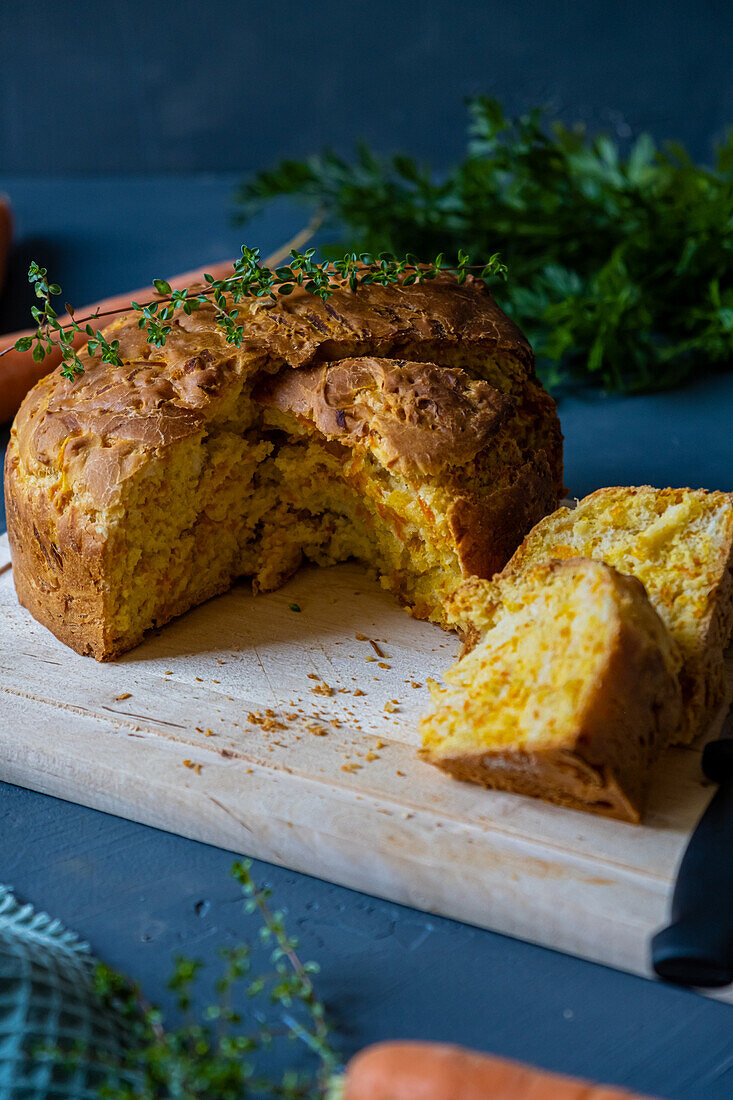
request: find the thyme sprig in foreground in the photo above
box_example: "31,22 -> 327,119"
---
47,861 -> 340,1099
236,97 -> 733,394
9,247 -> 507,382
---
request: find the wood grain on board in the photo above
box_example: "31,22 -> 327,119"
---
0,532 -> 728,1000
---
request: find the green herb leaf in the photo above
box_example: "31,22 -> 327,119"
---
235,96 -> 733,394
41,861 -> 340,1098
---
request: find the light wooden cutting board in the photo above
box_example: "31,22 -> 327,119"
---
1,532 -> 730,1001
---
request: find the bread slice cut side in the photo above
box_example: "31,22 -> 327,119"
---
496,486 -> 733,743
420,558 -> 682,822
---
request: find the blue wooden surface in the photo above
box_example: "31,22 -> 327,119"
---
3,1 -> 733,173
1,176 -> 733,1099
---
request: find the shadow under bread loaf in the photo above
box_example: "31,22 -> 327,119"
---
496,486 -> 733,745
420,558 -> 683,823
4,274 -> 563,660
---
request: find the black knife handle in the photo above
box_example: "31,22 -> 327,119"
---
651,739 -> 733,987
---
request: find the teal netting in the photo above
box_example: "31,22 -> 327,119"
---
0,886 -> 128,1099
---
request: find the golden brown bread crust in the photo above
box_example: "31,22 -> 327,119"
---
445,456 -> 555,580
672,563 -> 733,745
255,354 -> 558,580
254,356 -> 515,477
12,274 -> 535,499
512,378 -> 565,498
4,474 -> 111,658
5,274 -> 562,660
421,559 -> 682,823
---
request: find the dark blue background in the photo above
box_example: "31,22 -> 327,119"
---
3,0 -> 733,175
3,7 -> 733,1096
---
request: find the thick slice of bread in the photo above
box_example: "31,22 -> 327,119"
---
420,558 -> 682,822
493,487 -> 733,743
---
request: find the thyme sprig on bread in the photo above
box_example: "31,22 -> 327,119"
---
7,247 -> 506,382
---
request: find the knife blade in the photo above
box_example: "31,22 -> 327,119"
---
651,700 -> 733,988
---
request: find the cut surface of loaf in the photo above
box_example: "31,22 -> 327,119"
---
420,558 -> 682,822
488,487 -> 733,744
4,275 -> 563,659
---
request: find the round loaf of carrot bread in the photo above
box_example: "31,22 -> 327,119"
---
4,274 -> 563,660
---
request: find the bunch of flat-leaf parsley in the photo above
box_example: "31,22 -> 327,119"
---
236,97 -> 733,394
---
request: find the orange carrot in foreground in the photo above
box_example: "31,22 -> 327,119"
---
0,258 -> 236,424
340,1042 -> 656,1100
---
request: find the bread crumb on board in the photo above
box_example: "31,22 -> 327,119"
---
311,682 -> 335,697
247,710 -> 287,732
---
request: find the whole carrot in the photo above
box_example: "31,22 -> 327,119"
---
339,1042 -> 656,1100
0,258 -> 236,424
